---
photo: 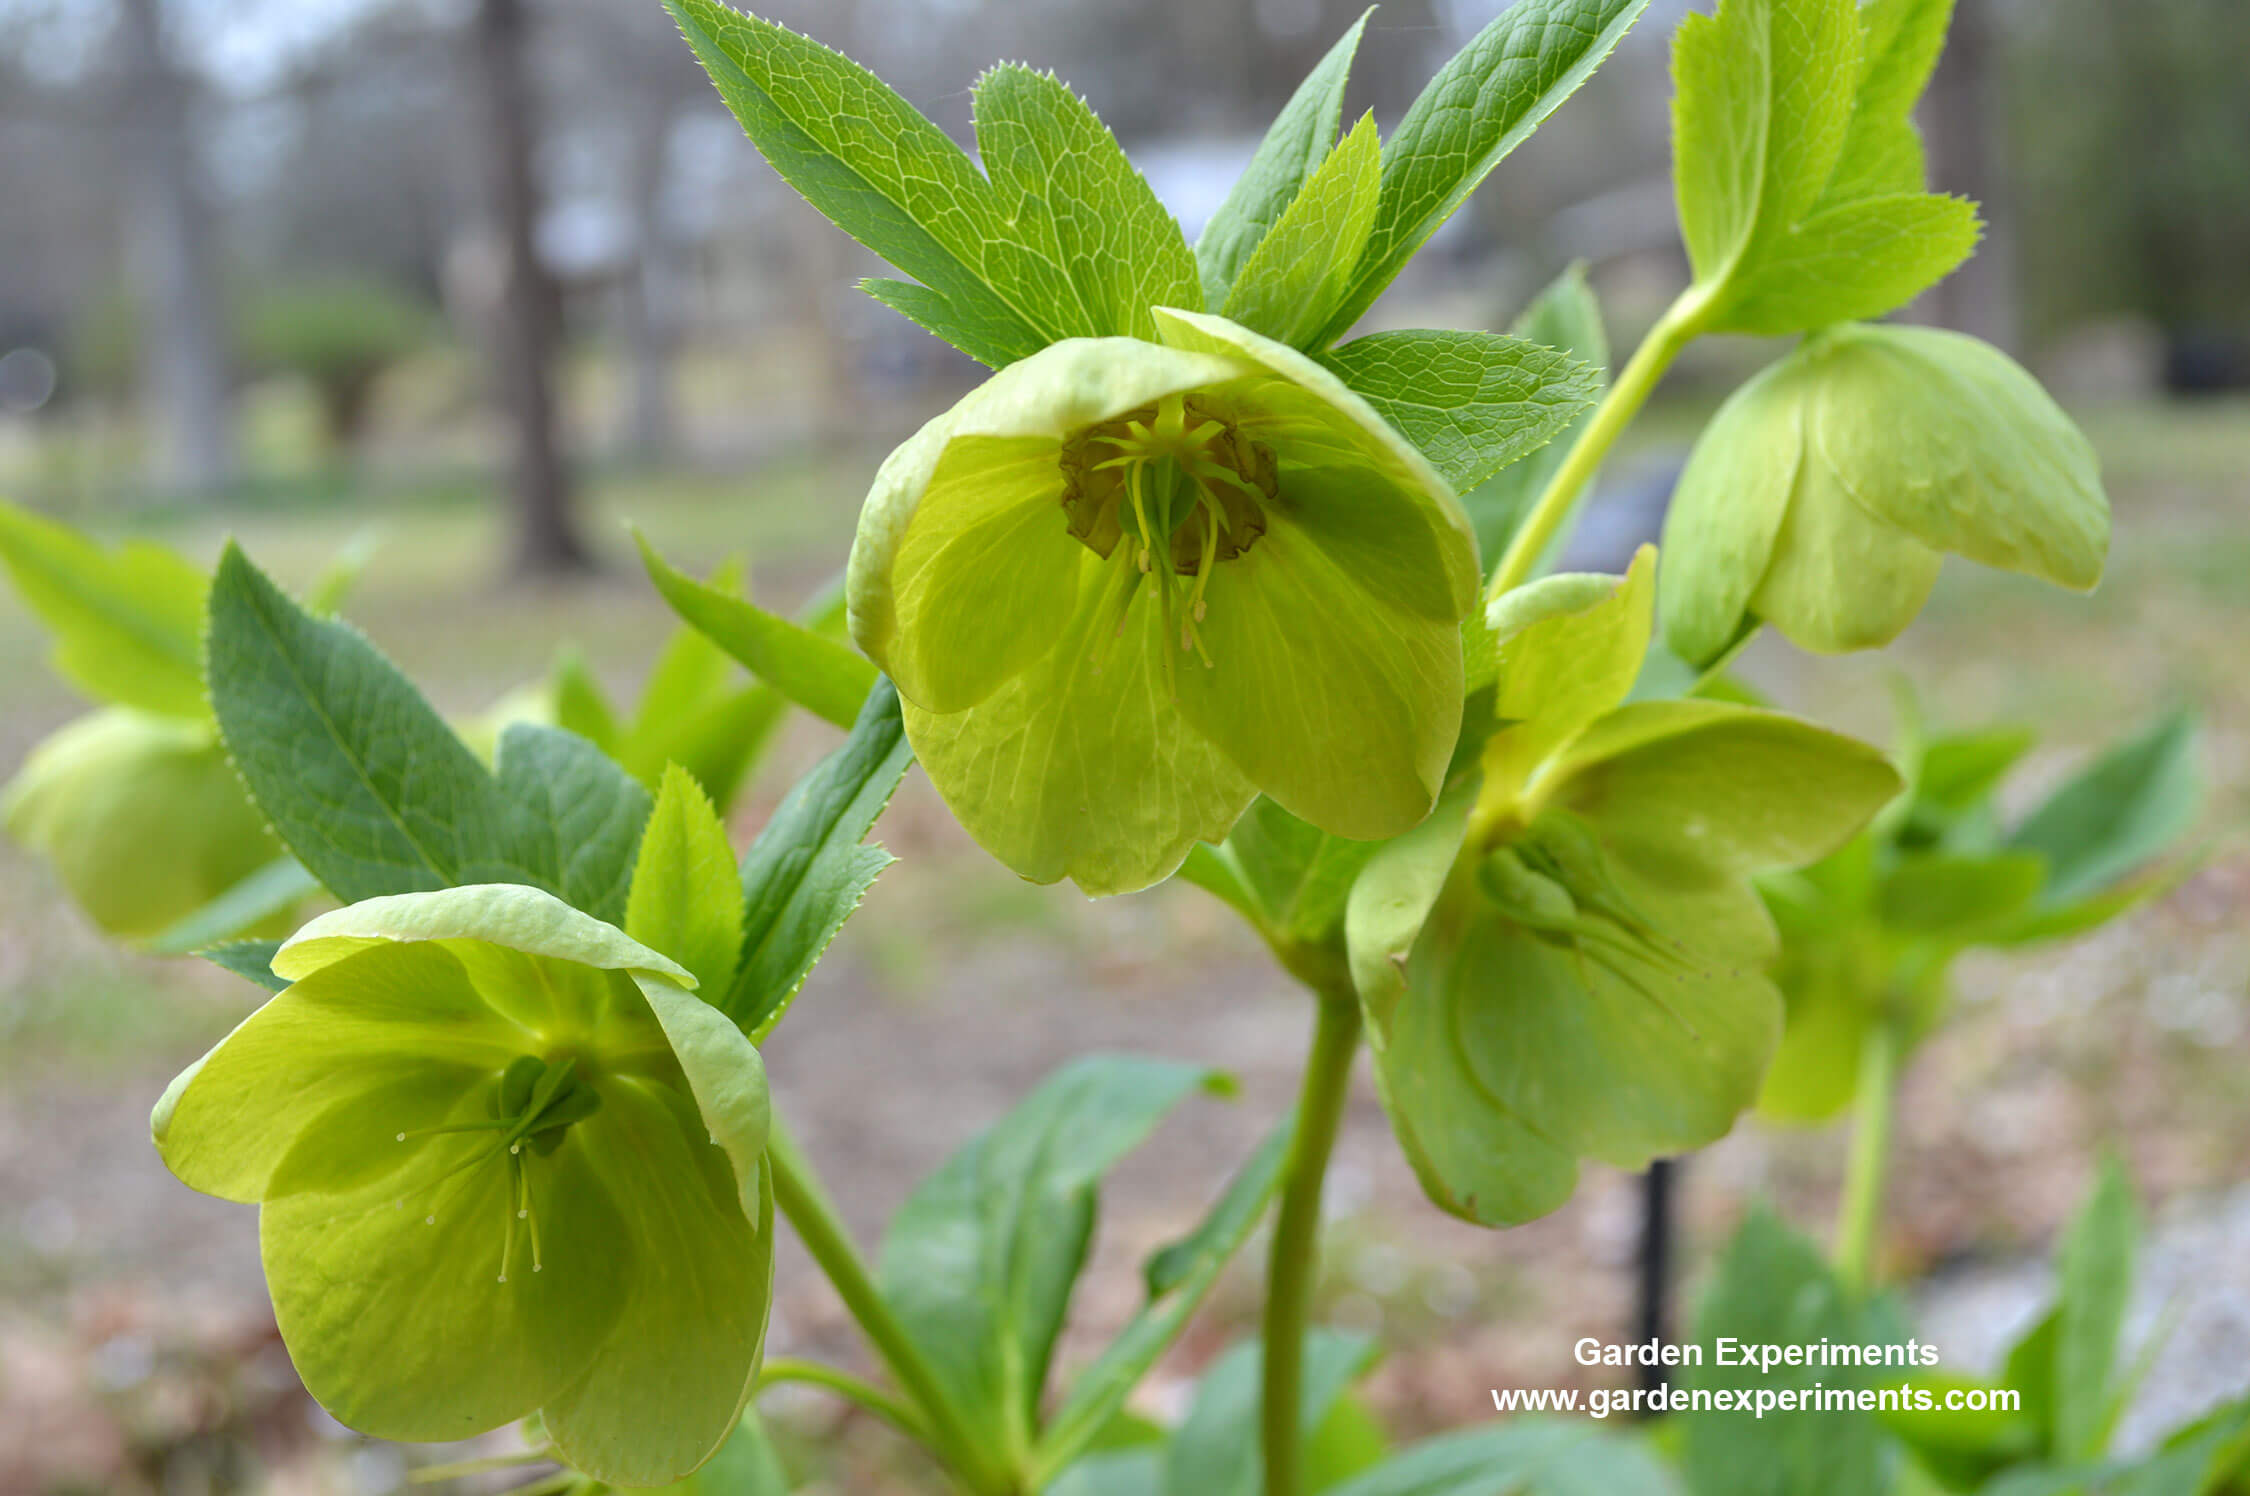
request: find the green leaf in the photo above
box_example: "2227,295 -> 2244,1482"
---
1344,780 -> 1475,1036
1716,192 -> 1982,336
148,856 -> 324,956
206,543 -> 515,902
1163,1331 -> 1379,1496
1314,0 -> 1653,347
1322,1419 -> 1677,1496
1457,263 -> 1612,575
1876,1371 -> 2041,1492
1196,12 -> 1367,309
878,1055 -> 1228,1468
654,1411 -> 794,1494
493,724 -> 654,928
201,939 -> 288,993
1912,724 -> 2037,822
1876,852 -> 2046,938
1036,1124 -> 1292,1485
663,0 -> 1048,364
2008,710 -> 2199,905
726,679 -> 912,1036
1484,546 -> 1656,799
2055,1159 -> 2138,1463
628,764 -> 746,1000
1050,1449 -> 1164,1496
970,63 -> 1201,343
861,276 -> 1030,369
1821,0 -> 1954,207
1224,113 -> 1382,349
0,498 -> 208,718
1681,1208 -> 1895,1496
551,647 -> 622,754
639,532 -> 876,731
1203,798 -> 1381,949
1320,328 -> 1599,493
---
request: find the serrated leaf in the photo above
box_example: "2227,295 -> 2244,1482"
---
1321,326 -> 1598,493
1223,112 -> 1382,348
1819,0 -> 1953,206
1197,12 -> 1367,308
627,764 -> 745,999
664,0 -> 1049,363
1314,0 -> 1653,347
1036,1123 -> 1292,1485
206,543 -> 517,903
638,532 -> 876,731
725,679 -> 912,1035
2008,710 -> 2199,906
971,63 -> 1200,342
879,1055 -> 1228,1470
1163,1331 -> 1379,1496
860,277 -> 1026,368
1718,191 -> 1980,335
0,499 -> 208,719
493,724 -> 653,927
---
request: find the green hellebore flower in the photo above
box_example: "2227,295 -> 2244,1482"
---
3,706 -> 284,940
152,883 -> 775,1486
848,307 -> 1479,895
1660,323 -> 2109,663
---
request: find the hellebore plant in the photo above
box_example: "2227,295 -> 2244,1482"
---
0,0 -> 2200,1492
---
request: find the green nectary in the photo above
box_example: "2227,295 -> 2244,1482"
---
3,707 -> 285,940
151,883 -> 775,1487
1659,322 -> 2110,663
848,307 -> 1479,896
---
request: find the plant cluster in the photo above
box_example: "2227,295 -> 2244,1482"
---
0,0 -> 2229,1493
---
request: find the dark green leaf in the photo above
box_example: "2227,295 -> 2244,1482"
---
148,857 -> 323,955
726,679 -> 912,1035
493,723 -> 653,927
1321,329 -> 1598,492
2055,1159 -> 2138,1463
1210,797 -> 1381,948
2008,710 -> 2199,905
1876,852 -> 2046,938
1321,1419 -> 1677,1496
1163,1331 -> 1379,1496
201,939 -> 288,994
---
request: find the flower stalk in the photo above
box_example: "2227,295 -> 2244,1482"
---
1833,1017 -> 1902,1296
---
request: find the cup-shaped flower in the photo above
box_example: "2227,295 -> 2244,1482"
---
151,884 -> 775,1486
1660,323 -> 2109,663
4,706 -> 284,940
848,307 -> 1479,895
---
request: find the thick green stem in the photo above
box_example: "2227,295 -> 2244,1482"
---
766,1114 -> 1012,1494
1485,289 -> 1711,604
1833,1019 -> 1901,1296
1262,991 -> 1363,1496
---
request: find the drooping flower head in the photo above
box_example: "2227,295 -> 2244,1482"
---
152,884 -> 774,1486
849,308 -> 1480,895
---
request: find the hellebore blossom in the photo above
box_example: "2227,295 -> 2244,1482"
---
1660,323 -> 2110,663
1347,549 -> 1900,1226
152,884 -> 775,1486
3,707 -> 283,940
848,307 -> 1479,896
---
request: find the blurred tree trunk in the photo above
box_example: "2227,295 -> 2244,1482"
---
117,0 -> 234,495
471,0 -> 590,576
623,97 -> 680,460
1924,0 -> 2018,351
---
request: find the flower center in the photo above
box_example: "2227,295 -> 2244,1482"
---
1058,393 -> 1277,671
391,1054 -> 601,1284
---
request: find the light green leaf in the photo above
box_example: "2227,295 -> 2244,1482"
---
1036,1124 -> 1292,1485
628,764 -> 746,999
1050,1448 -> 1164,1496
971,63 -> 1201,342
0,498 -> 207,718
879,1055 -> 1228,1469
1322,1419 -> 1678,1496
1163,1331 -> 1379,1496
493,724 -> 654,927
1315,0 -> 1654,346
1457,263 -> 1612,576
1224,112 -> 1382,349
638,532 -> 877,731
1320,326 -> 1598,493
1203,798 -> 1381,949
2055,1159 -> 2138,1463
1819,0 -> 1955,207
2009,710 -> 2199,906
1717,192 -> 1981,336
1484,545 -> 1656,800
148,856 -> 324,956
860,276 -> 1030,369
653,1412 -> 793,1495
663,0 -> 1049,363
1197,12 -> 1367,309
1877,852 -> 2046,938
551,648 -> 622,754
727,679 -> 912,1036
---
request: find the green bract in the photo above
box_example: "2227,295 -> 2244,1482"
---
848,307 -> 1478,895
152,883 -> 775,1486
1660,323 -> 2110,663
1347,549 -> 1899,1226
3,707 -> 285,940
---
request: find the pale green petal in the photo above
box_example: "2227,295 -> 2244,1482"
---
1750,471 -> 1944,653
1806,324 -> 2108,590
3,707 -> 281,940
1484,546 -> 1655,803
633,973 -> 770,1217
848,335 -> 1246,682
543,1078 -> 774,1486
263,1095 -> 633,1444
1174,521 -> 1460,841
904,560 -> 1254,896
154,941 -> 521,1203
1656,361 -> 1802,665
277,884 -> 692,986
